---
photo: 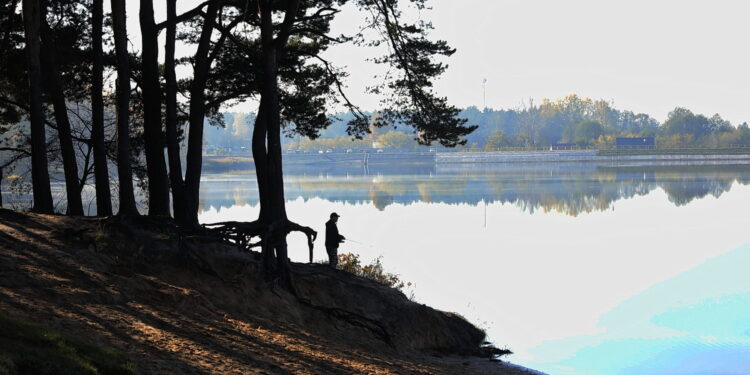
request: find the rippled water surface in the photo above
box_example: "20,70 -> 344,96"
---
198,162 -> 750,375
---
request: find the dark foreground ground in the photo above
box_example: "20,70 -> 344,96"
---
0,210 -> 543,375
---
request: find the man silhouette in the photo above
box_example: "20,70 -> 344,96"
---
325,212 -> 345,267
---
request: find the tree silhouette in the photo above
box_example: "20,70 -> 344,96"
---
200,0 -> 476,285
111,0 -> 138,215
4,1 -> 475,281
91,0 -> 112,216
21,0 -> 53,213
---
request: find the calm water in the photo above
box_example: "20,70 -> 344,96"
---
196,162 -> 750,375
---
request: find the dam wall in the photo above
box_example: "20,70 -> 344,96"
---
204,151 -> 750,174
435,150 -> 750,164
283,152 -> 435,165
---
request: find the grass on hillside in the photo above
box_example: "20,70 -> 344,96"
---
0,314 -> 134,375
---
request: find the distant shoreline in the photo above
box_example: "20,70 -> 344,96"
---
436,149 -> 750,164
202,149 -> 750,171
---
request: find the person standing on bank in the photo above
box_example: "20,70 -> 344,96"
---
325,212 -> 345,267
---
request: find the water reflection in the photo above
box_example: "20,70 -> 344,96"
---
199,163 -> 750,216
529,244 -> 750,375
198,162 -> 750,375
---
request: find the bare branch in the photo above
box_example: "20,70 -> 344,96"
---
207,15 -> 243,65
289,27 -> 347,43
209,14 -> 255,56
274,0 -> 301,52
294,7 -> 339,23
155,0 -> 211,30
0,95 -> 91,143
303,52 -> 369,123
0,147 -> 31,156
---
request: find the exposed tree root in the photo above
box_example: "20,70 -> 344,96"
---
202,219 -> 316,260
202,220 -> 266,249
202,219 -> 318,292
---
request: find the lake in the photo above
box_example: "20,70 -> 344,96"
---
198,161 -> 750,375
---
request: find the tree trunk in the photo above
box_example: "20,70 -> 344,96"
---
252,99 -> 270,223
255,1 -> 295,286
91,0 -> 112,216
110,0 -> 137,215
263,53 -> 290,279
22,0 -> 53,213
164,0 -> 186,224
40,3 -> 84,216
139,0 -> 170,217
183,0 -> 221,227
252,99 -> 274,272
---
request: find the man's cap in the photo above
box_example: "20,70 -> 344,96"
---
330,212 -> 340,218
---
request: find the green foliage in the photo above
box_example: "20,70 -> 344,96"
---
456,97 -> 750,149
298,95 -> 750,150
656,109 -> 750,148
457,95 -> 660,147
351,0 -> 477,146
0,313 -> 134,375
205,97 -> 750,153
484,129 -> 507,150
375,131 -> 416,149
662,108 -> 713,139
190,0 -> 476,147
337,253 -> 411,291
0,1 -> 27,127
566,120 -> 604,146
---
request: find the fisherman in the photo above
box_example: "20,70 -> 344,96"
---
325,212 -> 345,267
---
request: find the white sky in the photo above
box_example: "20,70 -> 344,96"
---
126,0 -> 750,124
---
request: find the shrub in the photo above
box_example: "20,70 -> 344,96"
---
337,253 -> 411,291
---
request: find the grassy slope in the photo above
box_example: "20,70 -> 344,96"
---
0,314 -> 133,375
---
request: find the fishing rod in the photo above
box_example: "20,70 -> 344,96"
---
344,238 -> 374,247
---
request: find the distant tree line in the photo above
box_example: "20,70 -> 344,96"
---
271,94 -> 750,151
460,95 -> 750,149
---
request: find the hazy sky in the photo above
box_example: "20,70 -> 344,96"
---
128,0 -> 750,124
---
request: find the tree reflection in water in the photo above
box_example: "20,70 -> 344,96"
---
198,163 -> 750,216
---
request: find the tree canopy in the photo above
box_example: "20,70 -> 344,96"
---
0,0 -> 478,286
